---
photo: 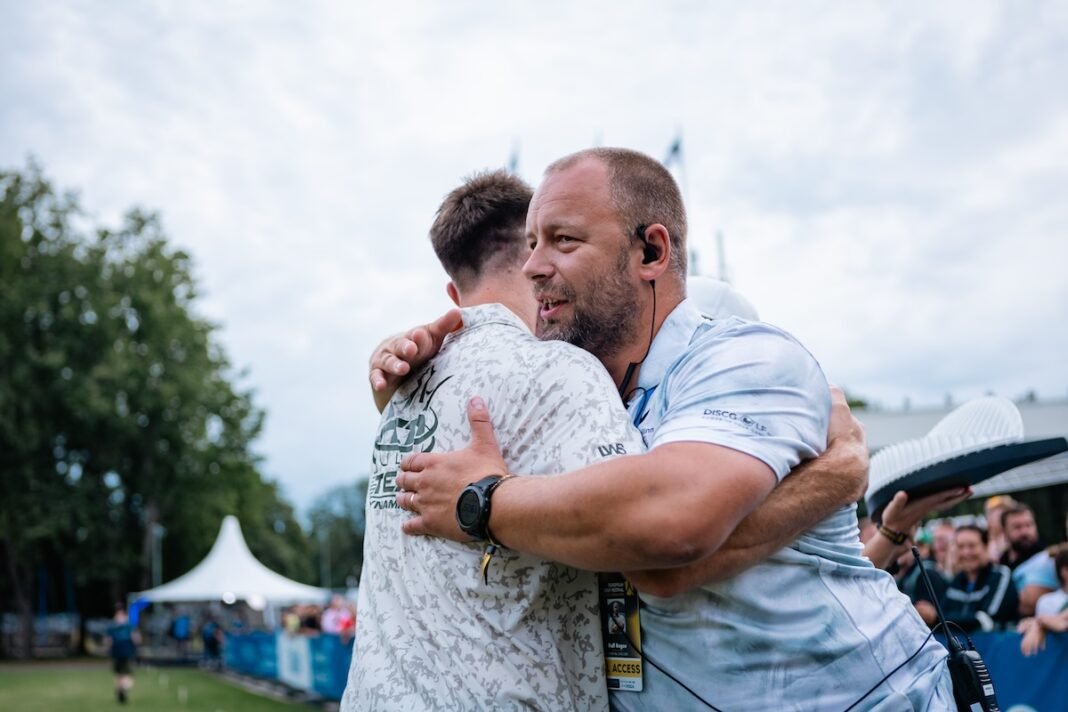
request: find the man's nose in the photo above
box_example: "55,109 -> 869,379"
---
522,242 -> 554,281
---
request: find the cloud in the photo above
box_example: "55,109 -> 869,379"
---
3,1 -> 1066,508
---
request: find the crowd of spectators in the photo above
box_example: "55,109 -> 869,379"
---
281,595 -> 356,643
862,494 -> 1068,656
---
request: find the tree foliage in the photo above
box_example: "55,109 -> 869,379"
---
307,478 -> 369,589
0,160 -> 312,656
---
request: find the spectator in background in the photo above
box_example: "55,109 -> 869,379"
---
920,525 -> 1018,633
983,495 -> 1016,563
341,601 -> 357,644
300,604 -> 322,635
999,503 -> 1045,571
1018,546 -> 1068,656
914,527 -> 935,562
200,616 -> 223,670
1013,512 -> 1068,617
107,606 -> 141,705
170,607 -> 192,657
933,520 -> 957,578
282,605 -> 300,634
321,595 -> 355,642
892,547 -> 947,628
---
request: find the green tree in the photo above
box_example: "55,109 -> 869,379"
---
0,162 -> 102,656
0,160 -> 311,656
307,479 -> 369,589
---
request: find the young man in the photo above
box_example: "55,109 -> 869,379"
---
107,606 -> 139,704
381,148 -> 952,709
344,170 -> 647,711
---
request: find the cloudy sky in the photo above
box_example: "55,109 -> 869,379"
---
3,1 -> 1066,510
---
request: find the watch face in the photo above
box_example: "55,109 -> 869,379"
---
457,489 -> 482,528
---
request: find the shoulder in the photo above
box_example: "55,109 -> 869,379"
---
687,319 -> 824,379
450,321 -> 610,381
664,319 -> 830,412
487,334 -> 619,395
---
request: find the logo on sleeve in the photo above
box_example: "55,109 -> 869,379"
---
597,443 -> 628,457
702,408 -> 769,435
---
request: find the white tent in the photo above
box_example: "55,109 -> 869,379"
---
131,515 -> 329,608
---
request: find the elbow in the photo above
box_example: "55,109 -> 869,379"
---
629,570 -> 692,599
629,517 -> 725,568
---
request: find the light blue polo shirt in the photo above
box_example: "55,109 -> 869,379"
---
612,299 -> 953,712
1014,550 -> 1058,591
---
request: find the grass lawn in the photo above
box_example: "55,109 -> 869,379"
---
0,662 -> 303,712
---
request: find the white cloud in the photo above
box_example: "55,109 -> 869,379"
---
3,1 -> 1066,508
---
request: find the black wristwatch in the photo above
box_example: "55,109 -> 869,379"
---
456,475 -> 512,541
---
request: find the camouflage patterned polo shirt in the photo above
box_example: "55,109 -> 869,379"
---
343,303 -> 643,712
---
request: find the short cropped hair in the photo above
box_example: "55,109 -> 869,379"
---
546,148 -> 688,278
429,170 -> 533,290
1001,503 -> 1035,530
956,524 -> 989,545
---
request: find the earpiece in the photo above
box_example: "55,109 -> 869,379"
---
635,224 -> 660,264
642,242 -> 659,264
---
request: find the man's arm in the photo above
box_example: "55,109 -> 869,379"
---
1019,584 -> 1053,618
624,399 -> 868,595
1036,609 -> 1068,633
397,398 -> 777,571
368,310 -> 462,412
399,386 -> 865,586
862,488 -> 972,570
712,384 -> 868,557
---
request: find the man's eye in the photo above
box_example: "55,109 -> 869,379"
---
558,235 -> 575,243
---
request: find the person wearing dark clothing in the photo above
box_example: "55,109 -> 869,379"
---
107,607 -> 140,704
892,549 -> 949,628
201,617 -> 223,670
898,555 -> 948,605
919,525 -> 1019,632
170,610 -> 192,657
998,504 -> 1045,571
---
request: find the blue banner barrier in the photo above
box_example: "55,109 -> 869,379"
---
225,630 -> 1062,706
309,633 -> 354,699
968,631 -> 1068,712
225,631 -> 353,700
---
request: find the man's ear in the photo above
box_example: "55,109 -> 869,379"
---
446,282 -> 460,306
637,223 -> 671,282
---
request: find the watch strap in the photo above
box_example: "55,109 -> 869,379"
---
483,474 -> 515,547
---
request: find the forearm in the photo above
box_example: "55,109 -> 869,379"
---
1037,612 -> 1068,633
490,445 -> 774,572
863,531 -> 907,570
622,442 -> 865,594
656,442 -> 866,584
915,601 -> 938,627
1019,585 -> 1054,617
722,443 -> 862,547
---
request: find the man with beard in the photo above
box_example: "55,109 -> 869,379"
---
386,148 -> 953,710
347,169 -> 866,711
999,503 -> 1045,571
